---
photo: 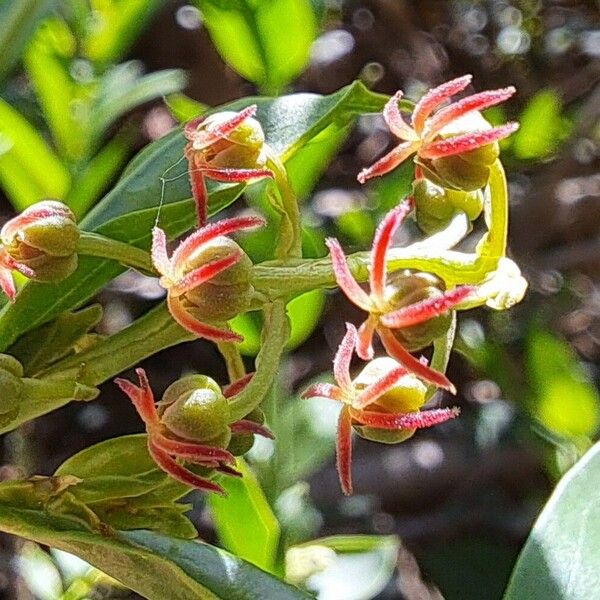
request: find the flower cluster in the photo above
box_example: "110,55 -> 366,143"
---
305,75 -> 519,494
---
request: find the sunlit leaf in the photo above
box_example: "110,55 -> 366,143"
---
208,459 -> 280,573
195,0 -> 317,94
504,440 -> 600,600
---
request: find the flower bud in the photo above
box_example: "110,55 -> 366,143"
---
352,357 -> 427,443
1,201 -> 79,282
177,236 -> 255,323
188,110 -> 266,170
419,113 -> 500,191
0,354 -> 24,416
386,272 -> 453,351
159,374 -> 231,447
413,178 -> 484,234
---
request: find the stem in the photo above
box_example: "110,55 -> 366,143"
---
477,159 -> 508,261
77,231 -> 155,274
217,341 -> 246,382
265,152 -> 302,259
42,302 -> 193,386
228,300 -> 289,422
425,312 -> 457,402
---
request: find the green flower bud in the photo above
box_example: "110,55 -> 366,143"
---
413,178 -> 484,234
181,237 -> 255,322
387,272 -> 453,352
352,357 -> 427,444
1,200 -> 79,281
160,375 -> 231,446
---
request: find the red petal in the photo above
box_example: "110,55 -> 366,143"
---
356,318 -> 376,361
425,87 -> 516,139
148,439 -> 226,495
357,141 -> 419,184
223,373 -> 253,398
201,167 -> 274,183
381,285 -> 474,329
370,200 -> 413,300
171,216 -> 265,271
378,327 -> 456,393
383,91 -> 419,141
334,323 -> 357,391
153,433 -> 235,464
0,266 -> 16,302
301,382 -> 344,401
151,227 -> 171,277
336,406 -> 353,496
183,115 -> 206,141
230,420 -> 275,439
216,464 -> 242,477
349,406 -> 459,429
353,366 -> 409,409
115,373 -> 159,426
167,295 -> 243,342
169,250 -> 242,296
325,238 -> 372,311
187,155 -> 209,227
188,105 -> 258,150
411,75 -> 473,134
420,122 -> 520,159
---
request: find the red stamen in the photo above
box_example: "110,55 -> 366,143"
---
425,87 -> 516,139
381,286 -> 474,329
336,406 -> 353,496
326,238 -> 372,311
378,327 -> 455,393
357,141 -> 419,184
419,122 -> 519,160
370,199 -> 413,300
411,75 -> 473,134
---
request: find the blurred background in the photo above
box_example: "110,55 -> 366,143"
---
0,0 -> 598,598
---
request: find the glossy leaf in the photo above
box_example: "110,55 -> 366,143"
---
0,82 -> 387,352
504,440 -> 600,600
0,497 -> 310,599
0,0 -> 55,83
208,459 -> 280,573
195,0 -> 317,94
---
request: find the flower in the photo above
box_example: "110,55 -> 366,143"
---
184,106 -> 274,226
357,75 -> 518,188
151,215 -> 265,342
0,200 -> 80,301
115,368 -> 273,495
326,201 -> 473,391
303,324 -> 459,495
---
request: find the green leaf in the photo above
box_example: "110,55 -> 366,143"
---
0,98 -> 71,209
527,328 -> 600,438
287,535 -> 399,600
0,82 -> 386,352
195,0 -> 317,94
0,0 -> 56,84
83,0 -> 166,64
7,304 -> 103,376
166,93 -> 209,123
0,498 -> 310,599
504,440 -> 600,600
208,459 -> 280,573
512,90 -> 569,160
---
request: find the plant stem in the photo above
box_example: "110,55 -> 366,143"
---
77,231 -> 155,274
217,341 -> 246,382
228,300 -> 289,422
425,312 -> 457,402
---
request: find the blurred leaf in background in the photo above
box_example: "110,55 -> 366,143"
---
194,0 -> 317,94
